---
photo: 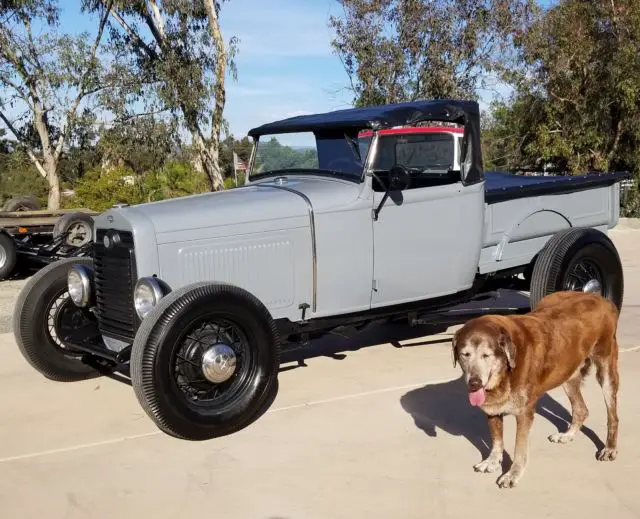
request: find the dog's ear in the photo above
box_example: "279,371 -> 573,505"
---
451,332 -> 458,368
497,326 -> 516,370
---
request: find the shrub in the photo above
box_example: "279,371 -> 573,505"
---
69,166 -> 146,211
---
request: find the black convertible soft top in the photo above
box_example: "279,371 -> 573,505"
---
247,100 -> 479,136
248,100 -> 484,185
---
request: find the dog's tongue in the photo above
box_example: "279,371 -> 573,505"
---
469,388 -> 486,407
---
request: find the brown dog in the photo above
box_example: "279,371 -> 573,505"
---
452,290 -> 620,488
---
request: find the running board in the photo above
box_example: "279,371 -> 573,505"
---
409,305 -> 530,326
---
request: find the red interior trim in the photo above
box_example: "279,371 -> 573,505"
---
358,126 -> 464,138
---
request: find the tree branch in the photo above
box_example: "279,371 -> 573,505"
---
115,107 -> 171,123
21,15 -> 44,75
107,7 -> 159,59
0,108 -> 47,178
147,0 -> 166,41
0,30 -> 39,101
54,0 -> 113,161
142,0 -> 167,49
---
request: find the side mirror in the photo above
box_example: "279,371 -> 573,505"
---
372,165 -> 410,221
389,165 -> 410,191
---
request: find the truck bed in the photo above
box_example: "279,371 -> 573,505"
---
478,170 -> 630,275
484,170 -> 631,203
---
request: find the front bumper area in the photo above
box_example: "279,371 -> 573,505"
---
63,322 -> 133,365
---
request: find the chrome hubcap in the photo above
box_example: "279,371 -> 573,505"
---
582,278 -> 602,294
0,246 -> 6,269
201,344 -> 237,383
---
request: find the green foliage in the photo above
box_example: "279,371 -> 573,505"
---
484,0 -> 640,174
480,0 -> 640,211
142,161 -> 209,202
223,171 -> 245,189
219,135 -> 252,178
329,0 -> 539,106
69,166 -> 145,212
68,160 -> 210,212
621,179 -> 640,217
0,149 -> 48,204
96,118 -> 180,175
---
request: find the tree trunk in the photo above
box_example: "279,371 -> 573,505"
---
191,132 -> 223,191
45,156 -> 61,210
204,0 -> 227,192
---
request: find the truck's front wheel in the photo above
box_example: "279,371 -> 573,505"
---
529,227 -> 624,311
130,283 -> 280,441
13,257 -> 101,381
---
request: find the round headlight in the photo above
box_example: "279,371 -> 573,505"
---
67,264 -> 92,307
134,277 -> 164,319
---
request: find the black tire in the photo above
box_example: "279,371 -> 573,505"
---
0,232 -> 17,280
130,282 -> 280,441
13,257 -> 101,381
53,212 -> 95,247
530,227 -> 624,311
3,195 -> 41,212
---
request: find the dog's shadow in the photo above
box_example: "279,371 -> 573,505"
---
400,376 -> 605,470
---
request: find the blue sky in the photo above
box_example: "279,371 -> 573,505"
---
220,0 -> 352,142
38,1 -> 556,146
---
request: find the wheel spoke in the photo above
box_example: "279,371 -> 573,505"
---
564,258 -> 603,293
172,317 -> 250,405
176,354 -> 200,368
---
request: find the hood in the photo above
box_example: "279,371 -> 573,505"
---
98,175 -> 364,241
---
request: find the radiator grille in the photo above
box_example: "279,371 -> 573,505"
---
94,229 -> 138,342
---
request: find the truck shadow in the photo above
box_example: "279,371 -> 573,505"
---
279,289 -> 531,372
101,320 -> 453,384
279,320 -> 454,372
400,376 -> 605,467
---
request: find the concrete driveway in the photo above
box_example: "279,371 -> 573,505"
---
1,226 -> 640,519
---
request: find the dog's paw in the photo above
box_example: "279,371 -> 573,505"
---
548,432 -> 575,444
497,470 -> 521,489
474,457 -> 501,473
597,447 -> 618,461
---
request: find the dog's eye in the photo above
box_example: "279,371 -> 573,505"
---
481,353 -> 490,359
462,352 -> 471,357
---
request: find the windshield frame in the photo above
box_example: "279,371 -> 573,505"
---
246,132 -> 374,184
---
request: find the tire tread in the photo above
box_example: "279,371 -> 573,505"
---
530,227 -> 623,310
130,282 -> 280,440
13,257 -> 98,381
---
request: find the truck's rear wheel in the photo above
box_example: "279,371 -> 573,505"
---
0,232 -> 17,280
13,257 -> 100,381
529,227 -> 623,311
130,283 -> 280,441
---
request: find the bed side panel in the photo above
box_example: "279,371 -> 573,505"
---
480,185 -> 612,273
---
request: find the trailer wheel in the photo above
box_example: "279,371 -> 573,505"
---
3,195 -> 41,212
0,232 -> 17,280
13,257 -> 100,381
53,212 -> 94,247
130,282 -> 280,441
529,227 -> 624,311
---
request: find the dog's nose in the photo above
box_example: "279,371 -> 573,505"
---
468,377 -> 483,392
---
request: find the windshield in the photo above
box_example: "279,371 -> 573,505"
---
250,131 -> 371,181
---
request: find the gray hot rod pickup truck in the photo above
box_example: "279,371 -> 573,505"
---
13,100 -> 629,440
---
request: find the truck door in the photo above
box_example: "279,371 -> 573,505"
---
369,130 -> 485,308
